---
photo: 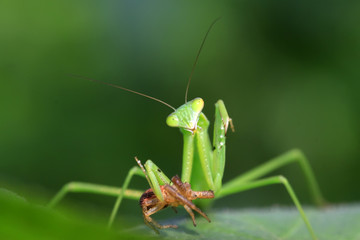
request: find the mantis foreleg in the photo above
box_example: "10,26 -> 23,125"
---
180,100 -> 233,193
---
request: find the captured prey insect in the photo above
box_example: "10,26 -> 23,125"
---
48,19 -> 325,239
135,157 -> 214,233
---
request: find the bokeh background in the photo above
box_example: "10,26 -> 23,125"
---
1,0 -> 359,221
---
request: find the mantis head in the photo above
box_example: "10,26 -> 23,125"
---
166,19 -> 219,133
166,98 -> 204,132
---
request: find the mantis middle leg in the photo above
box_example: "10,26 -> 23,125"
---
48,165 -> 145,228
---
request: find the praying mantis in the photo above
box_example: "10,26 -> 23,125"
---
48,19 -> 325,239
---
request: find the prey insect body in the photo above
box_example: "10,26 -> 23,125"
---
137,157 -> 214,233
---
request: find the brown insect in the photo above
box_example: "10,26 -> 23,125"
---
139,174 -> 215,233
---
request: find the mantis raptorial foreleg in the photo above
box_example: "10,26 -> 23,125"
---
179,100 -> 233,194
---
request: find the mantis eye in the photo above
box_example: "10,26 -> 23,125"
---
191,98 -> 204,113
166,114 -> 179,127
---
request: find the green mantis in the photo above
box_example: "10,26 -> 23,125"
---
48,20 -> 325,240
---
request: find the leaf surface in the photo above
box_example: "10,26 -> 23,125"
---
0,189 -> 359,240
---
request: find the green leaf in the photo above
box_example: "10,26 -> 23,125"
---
157,205 -> 360,240
0,188 -> 359,240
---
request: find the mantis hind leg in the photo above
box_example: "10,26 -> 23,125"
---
218,175 -> 318,240
47,166 -> 145,228
219,149 -> 325,206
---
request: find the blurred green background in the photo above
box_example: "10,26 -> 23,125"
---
1,0 -> 359,220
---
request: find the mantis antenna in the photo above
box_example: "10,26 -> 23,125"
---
70,74 -> 176,111
72,18 -> 220,109
184,17 -> 221,103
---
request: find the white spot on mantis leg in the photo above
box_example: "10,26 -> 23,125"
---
218,141 -> 225,149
